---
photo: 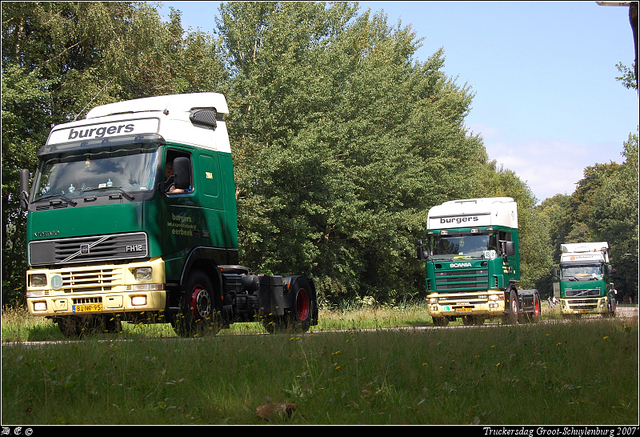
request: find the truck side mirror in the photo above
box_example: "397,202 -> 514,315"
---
172,157 -> 192,190
607,264 -> 613,275
552,267 -> 558,280
416,240 -> 426,261
500,240 -> 515,257
19,169 -> 30,211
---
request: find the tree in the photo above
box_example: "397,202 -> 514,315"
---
590,134 -> 638,302
216,2 -> 487,302
1,2 -> 224,303
536,136 -> 638,303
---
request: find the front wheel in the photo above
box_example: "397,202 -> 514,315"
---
174,270 -> 219,337
603,297 -> 617,318
506,289 -> 520,324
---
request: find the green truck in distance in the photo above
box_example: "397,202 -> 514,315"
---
552,242 -> 617,318
417,197 -> 541,325
20,93 -> 318,337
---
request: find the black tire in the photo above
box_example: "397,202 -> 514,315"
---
175,270 -> 219,337
603,297 -> 617,318
506,288 -> 519,324
263,276 -> 315,333
525,291 -> 541,323
286,276 -> 314,332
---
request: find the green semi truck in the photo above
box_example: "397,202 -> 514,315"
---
20,93 -> 318,337
552,242 -> 617,318
417,197 -> 541,325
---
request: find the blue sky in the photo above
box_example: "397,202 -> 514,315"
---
156,1 -> 638,203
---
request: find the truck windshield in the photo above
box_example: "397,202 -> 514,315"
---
430,234 -> 496,260
560,264 -> 603,281
32,145 -> 159,202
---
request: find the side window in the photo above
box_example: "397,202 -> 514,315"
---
165,149 -> 193,195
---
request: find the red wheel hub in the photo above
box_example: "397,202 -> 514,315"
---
190,286 -> 212,320
296,288 -> 310,321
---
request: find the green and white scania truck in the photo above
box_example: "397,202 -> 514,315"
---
552,242 -> 617,318
20,92 -> 318,337
417,197 -> 541,326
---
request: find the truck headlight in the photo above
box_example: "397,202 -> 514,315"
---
33,301 -> 47,312
133,267 -> 152,281
429,297 -> 438,304
29,274 -> 47,287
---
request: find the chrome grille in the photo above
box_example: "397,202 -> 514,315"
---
434,269 -> 489,292
59,268 -> 121,293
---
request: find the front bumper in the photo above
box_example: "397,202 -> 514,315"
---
427,291 -> 506,318
560,297 -> 609,315
25,258 -> 166,317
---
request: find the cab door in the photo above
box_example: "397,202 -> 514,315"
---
161,147 -> 202,282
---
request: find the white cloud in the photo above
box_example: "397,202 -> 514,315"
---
483,139 -> 602,202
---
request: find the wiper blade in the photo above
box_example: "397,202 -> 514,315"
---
35,193 -> 78,206
83,186 -> 135,201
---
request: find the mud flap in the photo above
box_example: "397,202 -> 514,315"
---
519,289 -> 540,314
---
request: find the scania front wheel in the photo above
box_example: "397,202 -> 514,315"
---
507,289 -> 520,324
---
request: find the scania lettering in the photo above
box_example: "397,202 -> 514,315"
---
552,242 -> 616,318
417,197 -> 541,325
20,93 -> 318,337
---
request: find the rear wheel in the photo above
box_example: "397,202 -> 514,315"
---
525,291 -> 541,323
263,276 -> 315,333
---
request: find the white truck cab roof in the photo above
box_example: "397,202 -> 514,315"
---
427,197 -> 518,230
44,93 -> 231,154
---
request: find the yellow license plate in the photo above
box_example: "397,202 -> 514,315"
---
456,307 -> 472,313
73,304 -> 103,313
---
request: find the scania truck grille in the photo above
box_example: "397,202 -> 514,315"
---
434,269 -> 489,292
29,232 -> 147,266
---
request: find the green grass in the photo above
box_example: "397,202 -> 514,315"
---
2,305 -> 638,425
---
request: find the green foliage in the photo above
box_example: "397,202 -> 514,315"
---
2,1 -> 635,306
537,134 -> 639,302
615,62 -> 638,90
217,2 -> 488,302
1,1 -> 226,302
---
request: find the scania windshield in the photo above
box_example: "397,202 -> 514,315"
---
429,233 -> 497,260
32,144 -> 159,204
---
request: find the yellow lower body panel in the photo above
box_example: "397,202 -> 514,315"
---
560,297 -> 608,315
427,291 -> 506,318
26,258 -> 166,317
